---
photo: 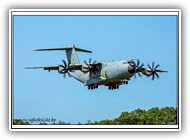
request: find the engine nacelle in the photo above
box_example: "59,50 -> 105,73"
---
58,66 -> 65,74
81,64 -> 89,72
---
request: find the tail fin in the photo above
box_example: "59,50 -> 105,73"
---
34,44 -> 92,64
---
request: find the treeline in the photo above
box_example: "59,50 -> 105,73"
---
13,107 -> 177,125
13,119 -> 31,125
87,107 -> 177,125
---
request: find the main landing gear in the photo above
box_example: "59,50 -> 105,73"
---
108,85 -> 119,90
88,84 -> 98,90
108,80 -> 128,90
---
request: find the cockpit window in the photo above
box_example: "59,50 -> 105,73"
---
128,61 -> 135,66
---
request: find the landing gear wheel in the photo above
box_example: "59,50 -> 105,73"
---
88,84 -> 99,90
116,84 -> 119,89
95,84 -> 98,88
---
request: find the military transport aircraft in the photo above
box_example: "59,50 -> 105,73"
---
25,44 -> 168,90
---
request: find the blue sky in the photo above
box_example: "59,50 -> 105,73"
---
13,15 -> 178,124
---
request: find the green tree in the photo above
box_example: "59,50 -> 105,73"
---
115,112 -> 130,125
13,119 -> 30,125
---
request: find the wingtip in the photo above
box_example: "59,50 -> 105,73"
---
33,49 -> 40,51
24,67 -> 36,69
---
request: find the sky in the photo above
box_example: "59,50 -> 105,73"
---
13,14 -> 178,124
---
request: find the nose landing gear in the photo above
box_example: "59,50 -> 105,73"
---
122,80 -> 128,84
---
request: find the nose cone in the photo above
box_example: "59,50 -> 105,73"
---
128,64 -> 136,74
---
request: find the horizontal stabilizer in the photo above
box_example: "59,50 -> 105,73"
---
34,46 -> 92,53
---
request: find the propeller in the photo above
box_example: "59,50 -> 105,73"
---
84,58 -> 98,75
135,59 -> 144,77
59,60 -> 71,78
147,62 -> 168,80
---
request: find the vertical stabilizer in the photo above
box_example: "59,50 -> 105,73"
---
65,44 -> 79,64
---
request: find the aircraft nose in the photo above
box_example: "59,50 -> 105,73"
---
128,63 -> 136,74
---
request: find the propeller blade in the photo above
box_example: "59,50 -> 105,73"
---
148,64 -> 151,69
155,72 -> 159,79
152,73 -> 155,80
139,63 -> 144,68
138,72 -> 142,77
59,64 -> 64,68
62,60 -> 67,67
93,60 -> 97,64
84,60 -> 89,67
63,73 -> 66,78
155,64 -> 160,69
152,62 -> 155,69
68,72 -> 72,77
137,59 -> 140,67
156,70 -> 168,73
89,58 -> 92,64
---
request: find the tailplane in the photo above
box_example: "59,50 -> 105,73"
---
34,44 -> 92,64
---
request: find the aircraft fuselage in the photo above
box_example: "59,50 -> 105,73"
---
69,60 -> 135,87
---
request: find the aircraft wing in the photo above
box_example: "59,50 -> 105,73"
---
25,66 -> 59,71
25,64 -> 83,71
69,64 -> 82,70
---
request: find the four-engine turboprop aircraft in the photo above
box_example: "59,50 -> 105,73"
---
25,44 -> 168,90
